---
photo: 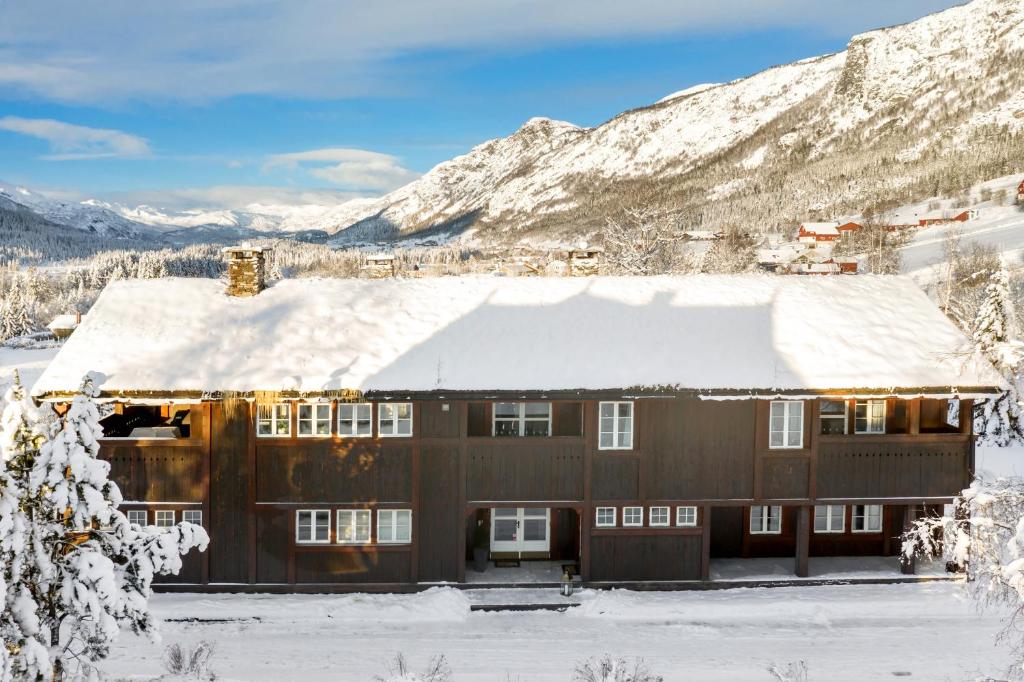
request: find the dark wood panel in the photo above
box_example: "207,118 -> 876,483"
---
643,399 -> 756,500
553,403 -> 583,437
761,458 -> 810,499
101,444 -> 205,502
467,442 -> 584,501
467,402 -> 491,437
256,442 -> 412,503
592,455 -> 639,500
709,506 -> 744,558
418,446 -> 461,582
817,439 -> 970,498
420,402 -> 460,439
256,509 -> 290,584
294,549 -> 411,583
589,534 -> 702,581
155,547 -> 203,584
209,399 -> 250,583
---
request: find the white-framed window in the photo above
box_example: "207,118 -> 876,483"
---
297,403 -> 332,437
595,507 -> 617,527
493,402 -> 552,437
769,401 -> 803,449
379,403 -> 413,437
296,510 -> 330,544
257,403 -> 291,437
599,401 -> 634,450
338,403 -> 373,437
183,510 -> 203,526
820,399 -> 848,435
649,506 -> 670,527
814,505 -> 845,533
676,506 -> 697,527
622,506 -> 643,527
337,509 -> 372,544
855,400 -> 886,434
852,504 -> 883,533
377,509 -> 412,543
750,506 -> 782,534
127,510 -> 147,526
155,510 -> 175,528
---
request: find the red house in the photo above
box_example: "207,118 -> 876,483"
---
797,222 -> 841,243
918,210 -> 975,227
1017,179 -> 1024,199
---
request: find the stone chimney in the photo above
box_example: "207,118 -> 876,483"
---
567,247 -> 603,277
223,246 -> 271,297
361,253 -> 396,279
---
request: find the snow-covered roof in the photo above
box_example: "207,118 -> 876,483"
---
32,275 -> 1004,398
800,222 -> 840,235
46,314 -> 80,331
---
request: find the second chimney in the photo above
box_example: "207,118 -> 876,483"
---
223,246 -> 271,296
362,253 -> 396,279
567,247 -> 603,277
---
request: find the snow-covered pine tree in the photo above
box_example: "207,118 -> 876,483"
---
0,276 -> 36,343
972,267 -> 1024,445
1,375 -> 209,680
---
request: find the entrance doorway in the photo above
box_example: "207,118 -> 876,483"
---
490,507 -> 551,556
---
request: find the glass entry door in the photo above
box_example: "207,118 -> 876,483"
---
490,507 -> 550,554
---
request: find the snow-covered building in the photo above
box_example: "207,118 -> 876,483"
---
46,312 -> 82,340
32,250 -> 1004,589
797,222 -> 841,243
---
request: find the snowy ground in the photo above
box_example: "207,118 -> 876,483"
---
102,582 -> 1009,681
0,343 -> 61,394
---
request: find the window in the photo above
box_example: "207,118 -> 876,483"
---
379,403 -> 413,437
769,401 -> 803,448
493,402 -> 552,437
337,509 -> 371,544
257,403 -> 291,437
676,506 -> 697,527
622,506 -> 643,527
750,506 -> 782,534
814,505 -> 845,533
649,506 -> 670,527
855,400 -> 886,434
155,510 -> 175,528
599,401 -> 634,450
296,510 -> 330,544
595,507 -> 617,527
820,399 -> 847,435
183,510 -> 203,526
852,505 -> 883,533
297,403 -> 332,437
338,403 -> 372,437
127,510 -> 147,526
377,509 -> 412,543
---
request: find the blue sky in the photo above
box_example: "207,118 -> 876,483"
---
0,0 -> 959,210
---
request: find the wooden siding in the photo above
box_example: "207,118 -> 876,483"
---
466,440 -> 584,501
417,445 -> 461,582
255,442 -> 413,503
101,443 -> 205,502
294,548 -> 412,584
590,533 -> 702,581
817,436 -> 971,498
209,399 -> 251,583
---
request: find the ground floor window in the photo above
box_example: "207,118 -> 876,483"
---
377,509 -> 412,543
622,506 -> 644,527
155,510 -> 176,528
750,506 -> 782,534
296,510 -> 331,544
676,506 -> 697,527
183,509 -> 203,526
337,509 -> 372,544
127,510 -> 147,526
814,505 -> 845,533
649,506 -> 670,526
852,504 -> 884,533
595,507 -> 617,527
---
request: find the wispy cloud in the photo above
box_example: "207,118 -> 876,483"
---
102,185 -> 366,212
0,1 -> 958,103
264,148 -> 420,192
0,116 -> 151,159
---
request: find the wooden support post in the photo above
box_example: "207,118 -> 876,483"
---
700,505 -> 712,581
901,505 -> 917,575
456,401 -> 468,584
908,398 -> 921,435
795,505 -> 810,578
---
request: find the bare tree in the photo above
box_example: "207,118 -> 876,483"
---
600,206 -> 684,275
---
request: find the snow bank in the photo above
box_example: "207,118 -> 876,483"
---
34,274 -> 1003,396
976,446 -> 1024,479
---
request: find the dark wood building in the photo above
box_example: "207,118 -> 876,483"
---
32,249 -> 1004,589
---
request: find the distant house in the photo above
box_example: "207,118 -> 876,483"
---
836,222 -> 863,236
797,222 -> 840,243
917,210 -> 976,227
46,312 -> 82,340
1017,179 -> 1024,201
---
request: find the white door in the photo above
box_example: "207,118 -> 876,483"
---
490,507 -> 550,554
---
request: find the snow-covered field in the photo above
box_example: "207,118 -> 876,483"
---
0,344 -> 60,394
101,583 -> 1008,681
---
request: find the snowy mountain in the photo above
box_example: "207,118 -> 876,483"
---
315,0 -> 1024,244
0,181 -> 158,239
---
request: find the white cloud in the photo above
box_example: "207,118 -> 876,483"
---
0,1 -> 959,103
264,148 -> 420,192
102,185 -> 365,212
0,116 -> 150,159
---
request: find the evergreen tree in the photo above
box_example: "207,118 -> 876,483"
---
973,268 -> 1024,445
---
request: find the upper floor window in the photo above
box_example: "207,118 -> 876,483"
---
814,505 -> 845,533
338,403 -> 373,437
337,509 -> 371,544
297,403 -> 332,437
595,507 -> 617,527
820,400 -> 847,435
257,403 -> 291,437
769,401 -> 803,449
855,400 -> 886,434
852,504 -> 883,533
296,510 -> 330,544
599,401 -> 634,450
378,403 -> 413,437
493,402 -> 551,437
377,509 -> 412,544
750,505 -> 782,534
